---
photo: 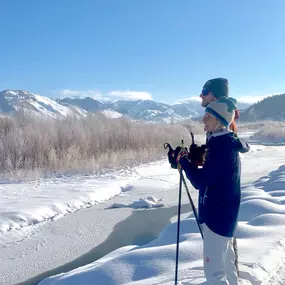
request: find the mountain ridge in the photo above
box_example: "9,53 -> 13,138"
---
240,93 -> 285,122
0,89 -> 252,123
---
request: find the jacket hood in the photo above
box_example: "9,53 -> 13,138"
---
231,135 -> 250,153
209,131 -> 250,153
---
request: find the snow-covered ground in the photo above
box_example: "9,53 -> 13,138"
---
1,139 -> 285,285
0,171 -> 135,235
0,161 -> 182,285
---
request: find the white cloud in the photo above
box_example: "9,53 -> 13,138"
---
57,89 -> 152,101
237,95 -> 270,104
175,96 -> 201,104
237,92 -> 284,104
60,89 -> 81,96
108,90 -> 152,101
58,89 -> 103,100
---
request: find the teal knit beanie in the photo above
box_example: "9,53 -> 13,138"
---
205,96 -> 237,127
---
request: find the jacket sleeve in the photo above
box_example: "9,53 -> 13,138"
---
179,140 -> 226,189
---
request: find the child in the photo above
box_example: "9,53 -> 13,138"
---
168,96 -> 250,285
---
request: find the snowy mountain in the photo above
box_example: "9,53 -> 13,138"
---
0,90 -> 253,122
59,97 -> 105,113
104,99 -> 250,122
240,93 -> 285,122
0,90 -> 87,118
1,90 -> 193,122
57,97 -> 205,122
63,98 -> 205,123
172,100 -> 204,118
107,99 -> 198,122
237,101 -> 252,110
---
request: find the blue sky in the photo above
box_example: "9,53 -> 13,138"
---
1,0 -> 285,104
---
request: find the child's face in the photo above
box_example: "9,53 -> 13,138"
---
202,112 -> 219,132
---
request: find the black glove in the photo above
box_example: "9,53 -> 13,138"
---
167,147 -> 178,169
188,132 -> 207,166
167,146 -> 188,169
189,143 -> 207,166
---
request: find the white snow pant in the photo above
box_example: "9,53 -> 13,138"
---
202,223 -> 238,285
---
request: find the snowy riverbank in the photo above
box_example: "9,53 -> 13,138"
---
1,144 -> 285,284
38,163 -> 285,285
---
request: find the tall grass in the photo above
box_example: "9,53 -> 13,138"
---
0,114 -> 203,178
250,121 -> 285,143
237,121 -> 269,131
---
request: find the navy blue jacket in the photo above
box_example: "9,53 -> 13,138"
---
179,131 -> 250,237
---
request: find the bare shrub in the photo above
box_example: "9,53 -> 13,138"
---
183,119 -> 203,133
237,121 -> 268,131
182,119 -> 205,145
0,115 -> 204,178
251,121 -> 285,143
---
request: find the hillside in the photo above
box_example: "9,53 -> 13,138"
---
240,93 -> 285,121
0,90 -> 87,118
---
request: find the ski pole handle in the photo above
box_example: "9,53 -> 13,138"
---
164,142 -> 173,151
190,132 -> 195,145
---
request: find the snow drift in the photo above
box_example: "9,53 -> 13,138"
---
39,164 -> 285,285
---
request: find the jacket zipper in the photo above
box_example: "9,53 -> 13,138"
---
203,187 -> 208,204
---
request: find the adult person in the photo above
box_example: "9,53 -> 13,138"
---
198,78 -> 240,274
168,97 -> 250,284
200,77 -> 239,133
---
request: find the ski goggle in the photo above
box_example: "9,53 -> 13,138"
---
201,89 -> 210,96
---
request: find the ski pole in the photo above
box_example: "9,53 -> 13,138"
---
164,142 -> 203,239
174,139 -> 184,285
180,171 -> 203,239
